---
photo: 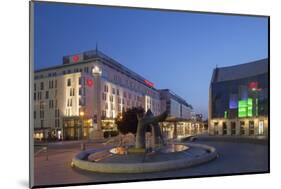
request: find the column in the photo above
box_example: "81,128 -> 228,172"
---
91,65 -> 104,140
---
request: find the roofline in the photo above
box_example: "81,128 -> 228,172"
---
159,89 -> 192,108
216,58 -> 268,70
34,49 -> 159,91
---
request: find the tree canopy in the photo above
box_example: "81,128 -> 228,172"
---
115,107 -> 145,135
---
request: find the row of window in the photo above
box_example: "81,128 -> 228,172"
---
34,90 -> 57,101
35,66 -> 92,80
103,86 -> 144,102
107,68 -> 159,99
213,120 -> 264,135
36,119 -> 60,128
34,80 -> 57,91
67,97 -> 87,107
34,109 -> 60,119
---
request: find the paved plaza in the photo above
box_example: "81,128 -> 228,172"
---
34,136 -> 268,187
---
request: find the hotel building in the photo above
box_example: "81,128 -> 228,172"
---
33,49 -> 193,140
208,59 -> 269,137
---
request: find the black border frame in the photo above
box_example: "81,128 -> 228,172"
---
29,1 -> 270,188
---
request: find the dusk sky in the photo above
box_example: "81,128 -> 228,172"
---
34,2 -> 268,118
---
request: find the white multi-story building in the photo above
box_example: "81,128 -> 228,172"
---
33,49 -> 168,141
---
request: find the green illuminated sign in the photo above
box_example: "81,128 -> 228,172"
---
224,111 -> 227,118
248,98 -> 253,117
238,98 -> 253,118
238,100 -> 247,117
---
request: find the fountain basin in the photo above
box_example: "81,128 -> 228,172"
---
72,143 -> 217,173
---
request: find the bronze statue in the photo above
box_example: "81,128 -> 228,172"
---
135,109 -> 168,149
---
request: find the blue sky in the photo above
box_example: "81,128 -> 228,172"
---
34,2 -> 268,118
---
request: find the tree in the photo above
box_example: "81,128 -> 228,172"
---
116,107 -> 145,135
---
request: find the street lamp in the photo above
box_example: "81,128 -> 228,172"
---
79,111 -> 86,150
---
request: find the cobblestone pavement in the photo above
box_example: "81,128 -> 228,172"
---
33,137 -> 268,187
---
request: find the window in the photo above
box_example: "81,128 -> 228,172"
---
70,88 -> 75,96
67,99 -> 73,107
54,119 -> 60,128
40,82 -> 44,90
110,95 -> 113,102
67,78 -> 71,86
105,103 -> 108,110
40,120 -> 44,128
34,93 -> 36,100
102,93 -> 107,101
231,122 -> 236,135
214,122 -> 219,135
240,121 -> 245,135
104,85 -> 108,92
249,121 -> 254,135
222,122 -> 227,135
34,111 -> 36,119
49,80 -> 53,89
79,87 -> 85,96
45,91 -> 49,99
55,109 -> 60,117
117,89 -> 119,96
40,110 -> 44,118
123,92 -> 127,98
79,77 -> 84,85
102,110 -> 106,117
84,67 -> 89,73
49,100 -> 54,109
79,97 -> 86,106
112,88 -> 115,95
258,120 -> 264,135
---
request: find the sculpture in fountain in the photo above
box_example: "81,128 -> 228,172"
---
135,109 -> 168,149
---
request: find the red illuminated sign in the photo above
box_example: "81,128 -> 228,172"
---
248,82 -> 258,90
86,79 -> 93,87
72,55 -> 80,63
144,80 -> 154,87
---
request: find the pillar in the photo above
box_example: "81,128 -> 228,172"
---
90,65 -> 104,140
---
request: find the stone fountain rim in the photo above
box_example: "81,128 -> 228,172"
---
71,142 -> 218,174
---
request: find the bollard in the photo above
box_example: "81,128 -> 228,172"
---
81,142 -> 85,151
43,146 -> 48,161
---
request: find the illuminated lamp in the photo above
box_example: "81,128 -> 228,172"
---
72,55 -> 80,62
86,79 -> 93,87
144,80 -> 154,87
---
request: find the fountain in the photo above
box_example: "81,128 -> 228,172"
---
71,110 -> 218,173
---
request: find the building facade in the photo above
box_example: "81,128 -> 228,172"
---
208,59 -> 269,137
33,49 -> 191,141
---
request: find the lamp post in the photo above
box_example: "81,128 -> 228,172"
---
91,65 -> 104,139
79,111 -> 85,150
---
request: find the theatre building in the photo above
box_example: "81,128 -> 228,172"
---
33,49 -> 166,141
208,59 -> 268,137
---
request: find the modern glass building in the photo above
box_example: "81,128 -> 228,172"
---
208,59 -> 268,137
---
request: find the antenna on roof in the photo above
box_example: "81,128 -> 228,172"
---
96,42 -> 98,53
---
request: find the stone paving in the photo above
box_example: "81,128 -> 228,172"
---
33,137 -> 268,187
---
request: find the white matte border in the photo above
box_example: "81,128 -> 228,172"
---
0,0 -> 280,189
